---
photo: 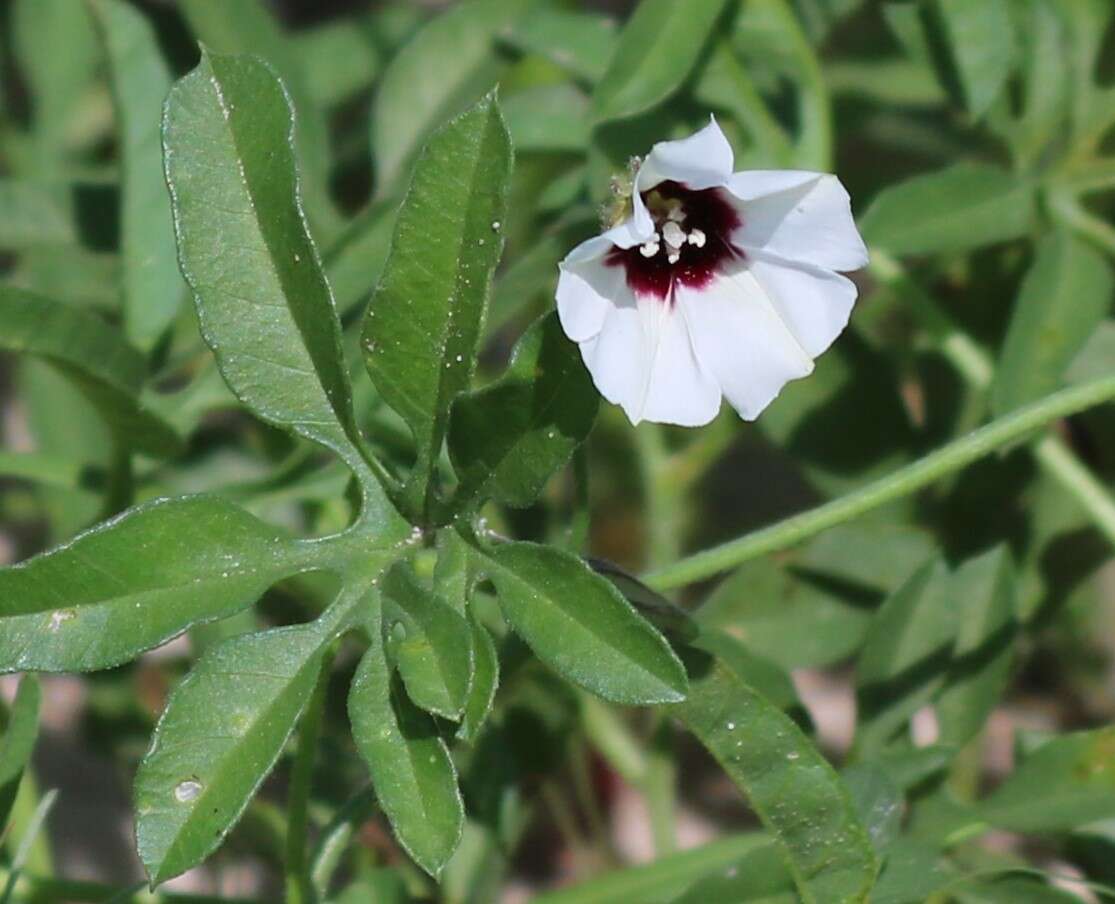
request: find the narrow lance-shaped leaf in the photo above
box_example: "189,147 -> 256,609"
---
478,540 -> 688,705
382,562 -> 473,720
0,180 -> 77,249
0,676 -> 41,832
0,496 -> 306,673
177,0 -> 339,239
935,546 -> 1017,747
163,51 -> 364,471
502,85 -> 591,153
501,8 -> 618,84
10,0 -> 99,173
855,560 -> 958,756
673,646 -> 878,904
371,0 -> 528,189
457,613 -> 499,743
135,622 -> 331,884
593,0 -> 731,122
992,230 -> 1114,416
448,312 -> 598,512
859,163 -> 1035,256
932,0 -> 1016,117
978,727 -> 1115,833
87,0 -> 184,349
349,610 -> 464,876
362,93 -> 512,514
0,286 -> 180,457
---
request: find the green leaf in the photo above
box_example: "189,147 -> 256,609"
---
694,41 -> 794,166
9,244 -> 121,311
87,0 -> 184,350
935,547 -> 1017,747
382,562 -> 473,720
371,0 -> 528,189
0,496 -> 303,672
349,631 -> 464,876
362,93 -> 512,513
177,0 -> 338,238
135,622 -> 330,884
478,540 -> 687,704
668,842 -> 797,903
697,556 -> 874,670
842,763 -> 903,854
0,286 -> 180,457
448,313 -> 598,511
1067,320 -> 1115,386
501,8 -> 618,84
0,180 -> 77,248
692,628 -> 801,714
932,0 -> 1016,117
979,728 -> 1115,832
593,0 -> 731,122
458,614 -> 499,743
674,647 -> 878,903
0,677 -> 41,832
992,231 -> 1114,415
163,51 -> 364,469
502,84 -> 590,152
294,21 -> 380,108
531,835 -> 775,904
855,560 -> 958,756
870,839 -> 952,904
10,0 -> 99,173
17,361 -> 110,539
859,163 -> 1035,256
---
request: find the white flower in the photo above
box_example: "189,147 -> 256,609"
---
556,117 -> 868,427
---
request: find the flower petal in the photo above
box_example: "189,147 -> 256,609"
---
637,116 -> 735,193
602,191 -> 657,249
580,292 -> 720,427
748,253 -> 858,358
639,300 -> 721,426
677,267 -> 816,421
727,171 -> 868,272
557,236 -> 622,342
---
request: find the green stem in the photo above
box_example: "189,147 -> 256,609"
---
870,249 -> 1115,548
571,738 -> 618,867
566,443 -> 591,553
1034,434 -> 1115,542
636,424 -> 682,570
285,650 -> 335,904
103,443 -> 133,519
644,718 -> 678,856
646,375 -> 1115,590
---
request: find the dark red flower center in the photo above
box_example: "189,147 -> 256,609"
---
605,180 -> 743,302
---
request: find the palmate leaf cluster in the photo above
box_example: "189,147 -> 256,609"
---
0,1 -> 1114,902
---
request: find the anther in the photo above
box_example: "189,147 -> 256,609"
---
639,237 -> 660,258
688,228 -> 706,248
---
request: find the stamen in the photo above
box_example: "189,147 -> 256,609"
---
688,228 -> 706,248
667,249 -> 681,264
639,236 -> 660,258
662,221 -> 686,250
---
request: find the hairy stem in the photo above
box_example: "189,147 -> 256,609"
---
646,374 -> 1115,589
